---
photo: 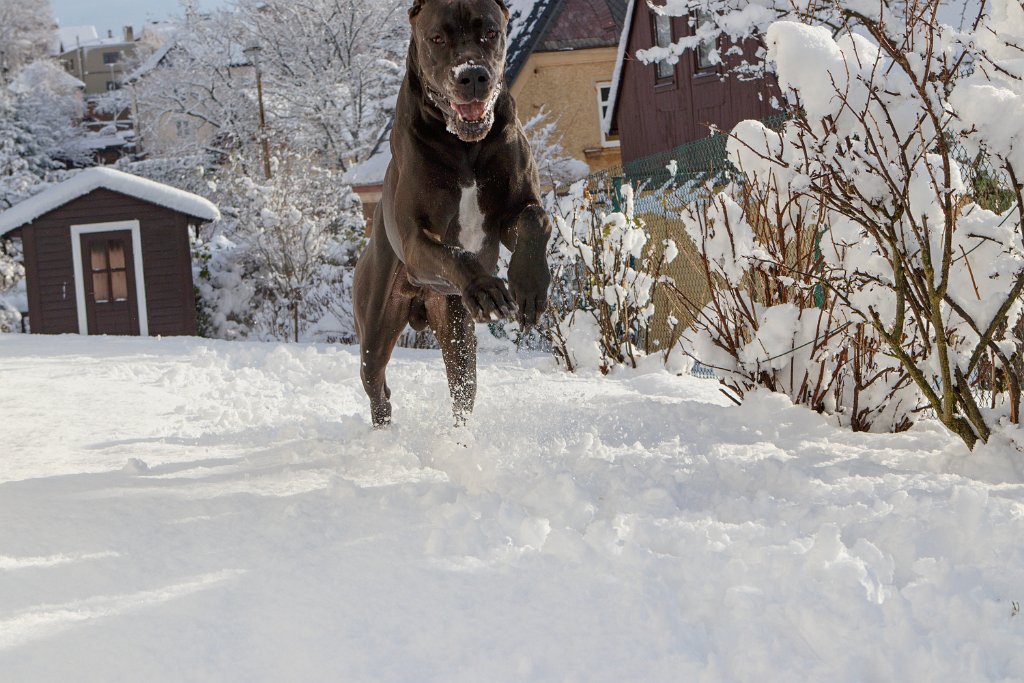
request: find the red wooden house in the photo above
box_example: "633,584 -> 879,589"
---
605,0 -> 778,164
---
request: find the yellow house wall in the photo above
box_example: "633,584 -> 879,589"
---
61,43 -> 137,95
511,47 -> 621,174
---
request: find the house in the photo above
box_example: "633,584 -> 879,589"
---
345,0 -> 628,223
507,0 -> 627,172
605,0 -> 778,164
57,25 -> 139,96
0,168 -> 219,336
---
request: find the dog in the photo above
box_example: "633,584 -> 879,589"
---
352,0 -> 552,428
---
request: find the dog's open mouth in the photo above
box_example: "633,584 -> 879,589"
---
452,101 -> 488,123
436,85 -> 500,142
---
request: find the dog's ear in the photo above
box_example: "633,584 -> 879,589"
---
493,0 -> 510,20
409,0 -> 424,20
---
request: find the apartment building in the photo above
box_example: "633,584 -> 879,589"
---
58,25 -> 138,96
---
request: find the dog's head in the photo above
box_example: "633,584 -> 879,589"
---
409,0 -> 510,142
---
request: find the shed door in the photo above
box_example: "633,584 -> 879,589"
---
80,230 -> 140,335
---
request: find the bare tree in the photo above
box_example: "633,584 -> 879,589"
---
132,0 -> 406,173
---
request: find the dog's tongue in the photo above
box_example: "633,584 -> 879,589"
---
453,101 -> 487,122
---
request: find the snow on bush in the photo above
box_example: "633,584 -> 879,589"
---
125,154 -> 365,343
675,1 -> 1024,448
201,157 -> 365,343
543,182 -> 681,372
0,60 -> 90,210
0,238 -> 24,332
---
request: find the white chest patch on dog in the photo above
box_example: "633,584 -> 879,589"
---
458,183 -> 486,253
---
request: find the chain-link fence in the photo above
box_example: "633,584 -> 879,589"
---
573,127 -> 748,350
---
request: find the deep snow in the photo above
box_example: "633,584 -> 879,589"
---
1,334 -> 1023,682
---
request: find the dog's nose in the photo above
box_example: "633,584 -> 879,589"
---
457,65 -> 491,101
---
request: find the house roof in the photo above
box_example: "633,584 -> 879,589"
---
604,0 -> 636,136
505,0 -> 562,83
539,0 -> 626,52
0,167 -> 220,236
55,26 -> 99,52
341,120 -> 393,188
7,61 -> 86,95
125,42 -> 175,83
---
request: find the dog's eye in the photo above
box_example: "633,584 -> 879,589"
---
430,35 -> 444,45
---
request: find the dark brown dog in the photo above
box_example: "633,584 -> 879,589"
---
353,0 -> 552,427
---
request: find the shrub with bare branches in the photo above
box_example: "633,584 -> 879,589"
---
666,0 -> 1024,448
543,182 -> 678,373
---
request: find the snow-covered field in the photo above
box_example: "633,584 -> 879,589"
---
2,334 -> 1023,682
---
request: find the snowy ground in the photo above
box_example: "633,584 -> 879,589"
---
1,334 -> 1023,682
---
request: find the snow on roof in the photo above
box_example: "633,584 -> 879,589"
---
126,42 -> 175,82
56,25 -> 99,51
0,167 -> 220,236
604,0 -> 635,135
342,122 -> 393,188
505,0 -> 560,81
7,61 -> 86,95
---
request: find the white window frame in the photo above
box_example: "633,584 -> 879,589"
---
70,220 -> 149,336
596,82 -> 620,148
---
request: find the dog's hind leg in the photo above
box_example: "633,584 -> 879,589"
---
426,293 -> 477,426
354,220 -> 411,428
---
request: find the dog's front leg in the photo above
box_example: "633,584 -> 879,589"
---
502,204 -> 552,327
403,230 -> 517,322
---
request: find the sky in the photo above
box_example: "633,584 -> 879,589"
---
50,0 -> 232,36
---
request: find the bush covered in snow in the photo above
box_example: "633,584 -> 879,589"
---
543,182 -> 681,373
668,0 -> 1024,448
124,154 -> 365,343
206,156 -> 365,343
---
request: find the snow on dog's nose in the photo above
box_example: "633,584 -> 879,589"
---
452,61 -> 492,104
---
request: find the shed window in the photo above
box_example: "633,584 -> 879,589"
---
103,52 -> 120,64
91,239 -> 129,302
695,11 -> 716,70
652,13 -> 674,80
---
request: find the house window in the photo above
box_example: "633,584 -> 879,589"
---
651,12 -> 674,81
596,82 -> 620,148
695,11 -> 716,70
90,239 -> 129,303
102,51 -> 120,65
176,119 -> 191,139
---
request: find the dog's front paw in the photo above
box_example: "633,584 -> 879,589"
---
508,261 -> 550,328
462,276 -> 516,322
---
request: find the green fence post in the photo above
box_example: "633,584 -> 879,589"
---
611,176 -> 623,213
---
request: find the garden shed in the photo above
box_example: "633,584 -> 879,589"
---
0,167 -> 220,336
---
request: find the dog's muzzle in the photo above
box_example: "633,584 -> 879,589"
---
428,62 -> 502,143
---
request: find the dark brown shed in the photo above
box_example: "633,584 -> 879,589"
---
605,0 -> 779,163
0,167 -> 220,336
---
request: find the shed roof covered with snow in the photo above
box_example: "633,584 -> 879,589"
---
0,167 -> 220,237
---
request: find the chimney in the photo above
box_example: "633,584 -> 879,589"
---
107,29 -> 113,39
124,26 -> 134,42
